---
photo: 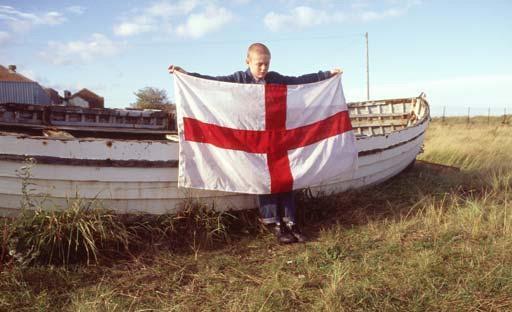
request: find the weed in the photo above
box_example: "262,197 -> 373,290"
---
16,157 -> 37,211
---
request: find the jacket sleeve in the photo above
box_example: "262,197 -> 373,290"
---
270,71 -> 332,84
187,71 -> 243,83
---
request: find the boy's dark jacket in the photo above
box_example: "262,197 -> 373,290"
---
189,68 -> 331,85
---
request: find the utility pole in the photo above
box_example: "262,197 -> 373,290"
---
365,32 -> 370,100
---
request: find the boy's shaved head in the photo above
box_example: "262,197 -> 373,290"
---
246,43 -> 271,81
247,43 -> 271,57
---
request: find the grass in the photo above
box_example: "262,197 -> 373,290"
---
1,116 -> 512,311
421,116 -> 512,171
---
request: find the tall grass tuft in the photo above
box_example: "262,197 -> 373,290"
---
8,197 -> 131,266
169,198 -> 237,252
3,199 -> 252,267
4,197 -> 252,266
4,159 -> 252,267
1,158 -> 131,266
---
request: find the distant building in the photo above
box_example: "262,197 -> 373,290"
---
44,87 -> 63,105
0,65 -> 51,105
1,64 -> 106,108
67,88 -> 104,109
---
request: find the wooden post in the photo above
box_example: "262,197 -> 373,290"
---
488,106 -> 490,125
442,106 -> 446,124
467,107 -> 470,125
365,32 -> 370,101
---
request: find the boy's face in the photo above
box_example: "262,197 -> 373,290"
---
246,51 -> 270,81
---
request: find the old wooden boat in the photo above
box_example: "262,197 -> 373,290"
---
0,95 -> 430,215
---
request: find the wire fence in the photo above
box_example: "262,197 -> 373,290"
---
432,105 -> 511,125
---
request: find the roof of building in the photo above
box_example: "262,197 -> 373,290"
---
0,65 -> 34,82
71,88 -> 104,108
71,88 -> 103,101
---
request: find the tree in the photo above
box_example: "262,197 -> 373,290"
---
131,87 -> 176,112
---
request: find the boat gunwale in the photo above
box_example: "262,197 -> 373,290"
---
0,95 -> 430,142
0,126 -> 428,168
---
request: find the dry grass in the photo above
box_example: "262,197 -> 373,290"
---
1,117 -> 512,311
420,117 -> 512,171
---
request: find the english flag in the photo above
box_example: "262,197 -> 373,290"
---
174,72 -> 358,194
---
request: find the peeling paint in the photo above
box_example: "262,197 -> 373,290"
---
0,154 -> 179,167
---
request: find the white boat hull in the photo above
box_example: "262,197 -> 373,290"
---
0,96 -> 429,215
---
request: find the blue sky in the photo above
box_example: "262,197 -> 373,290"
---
0,0 -> 511,116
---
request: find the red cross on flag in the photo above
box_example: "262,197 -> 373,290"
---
174,72 -> 358,194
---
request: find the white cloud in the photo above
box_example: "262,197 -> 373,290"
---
176,6 -> 234,38
113,0 -> 199,37
351,0 -> 370,10
0,5 -> 66,28
113,1 -> 234,39
354,0 -> 420,22
37,11 -> 66,25
359,7 -> 404,21
4,20 -> 32,33
264,6 -> 342,32
146,0 -> 198,17
231,0 -> 252,4
114,16 -> 157,36
39,33 -> 124,65
0,31 -> 10,44
264,0 -> 419,31
66,6 -> 86,15
114,22 -> 153,36
0,5 -> 67,36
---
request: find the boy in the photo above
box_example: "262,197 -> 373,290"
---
169,43 -> 341,244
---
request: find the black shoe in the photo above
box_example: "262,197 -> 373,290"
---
287,223 -> 307,243
271,223 -> 297,244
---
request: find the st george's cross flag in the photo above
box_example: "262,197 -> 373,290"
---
174,72 -> 358,194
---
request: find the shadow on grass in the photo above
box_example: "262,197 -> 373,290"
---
97,161 -> 482,259
295,161 -> 482,241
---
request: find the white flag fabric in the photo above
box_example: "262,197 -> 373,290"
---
174,72 -> 358,194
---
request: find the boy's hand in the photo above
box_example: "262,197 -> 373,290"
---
330,68 -> 343,76
168,65 -> 187,74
